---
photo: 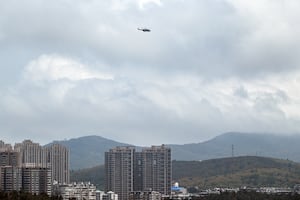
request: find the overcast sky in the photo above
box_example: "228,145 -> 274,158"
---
1,0 -> 300,146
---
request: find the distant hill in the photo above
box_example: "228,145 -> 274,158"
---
169,132 -> 300,162
48,135 -> 130,169
71,156 -> 300,190
48,132 -> 300,169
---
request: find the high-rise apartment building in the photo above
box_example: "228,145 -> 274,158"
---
0,166 -> 51,195
0,140 -> 69,195
22,167 -> 52,196
105,145 -> 171,200
142,145 -> 171,195
0,144 -> 22,191
45,143 -> 70,184
14,140 -> 47,167
0,151 -> 21,167
0,141 -> 12,151
0,166 -> 22,191
14,140 -> 69,184
133,151 -> 143,192
105,146 -> 135,200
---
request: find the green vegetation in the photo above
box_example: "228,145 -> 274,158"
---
0,191 -> 61,200
70,156 -> 300,190
70,165 -> 105,189
173,156 -> 300,188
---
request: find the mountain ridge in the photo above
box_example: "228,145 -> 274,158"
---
47,132 -> 300,169
48,135 -> 130,169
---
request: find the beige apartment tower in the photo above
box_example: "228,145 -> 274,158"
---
45,143 -> 70,184
14,140 -> 47,167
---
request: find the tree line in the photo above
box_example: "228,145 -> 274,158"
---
0,191 -> 62,200
166,191 -> 300,200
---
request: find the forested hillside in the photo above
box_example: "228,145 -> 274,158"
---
71,156 -> 300,190
173,156 -> 300,188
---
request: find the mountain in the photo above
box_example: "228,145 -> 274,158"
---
70,156 -> 300,190
169,132 -> 300,162
48,132 -> 300,169
48,135 -> 130,169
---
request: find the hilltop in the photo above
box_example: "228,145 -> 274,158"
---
49,132 -> 300,169
48,135 -> 129,169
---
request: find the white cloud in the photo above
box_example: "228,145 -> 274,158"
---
23,54 -> 114,82
2,56 -> 300,145
138,0 -> 162,9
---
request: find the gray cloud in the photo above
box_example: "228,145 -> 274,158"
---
2,0 -> 300,77
234,86 -> 249,98
1,0 -> 300,145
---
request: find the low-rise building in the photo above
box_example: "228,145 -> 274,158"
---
102,191 -> 119,200
129,191 -> 161,200
54,182 -> 96,200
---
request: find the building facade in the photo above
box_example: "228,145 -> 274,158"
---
129,191 -> 162,200
22,167 -> 52,196
54,182 -> 97,200
45,143 -> 70,184
0,140 -> 69,195
14,140 -> 47,168
0,151 -> 21,167
105,145 -> 171,200
0,166 -> 51,195
142,145 -> 171,195
0,166 -> 22,191
105,146 -> 135,200
0,141 -> 12,151
14,140 -> 69,184
100,191 -> 119,200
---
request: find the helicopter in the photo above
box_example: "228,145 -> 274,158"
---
137,27 -> 151,32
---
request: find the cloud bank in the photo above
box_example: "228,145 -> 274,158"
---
1,0 -> 300,145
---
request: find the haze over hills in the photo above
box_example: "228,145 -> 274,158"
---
49,132 -> 300,169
